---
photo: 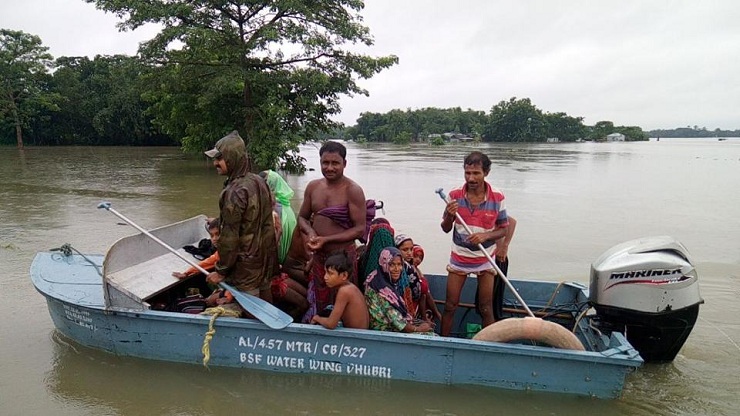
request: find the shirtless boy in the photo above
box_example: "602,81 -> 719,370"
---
311,252 -> 369,330
298,141 -> 367,322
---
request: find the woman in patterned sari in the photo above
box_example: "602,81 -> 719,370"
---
364,247 -> 433,334
357,218 -> 395,289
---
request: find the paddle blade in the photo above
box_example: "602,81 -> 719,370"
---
219,282 -> 293,329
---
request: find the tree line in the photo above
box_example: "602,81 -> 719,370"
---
648,126 -> 740,138
6,1 -> 686,174
343,98 -> 648,143
1,0 -> 397,172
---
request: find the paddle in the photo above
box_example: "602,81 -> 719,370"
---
435,188 -> 535,317
97,202 -> 293,329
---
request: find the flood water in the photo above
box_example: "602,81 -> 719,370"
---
1,139 -> 739,415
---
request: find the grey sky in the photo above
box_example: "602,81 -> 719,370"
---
2,1 -> 738,130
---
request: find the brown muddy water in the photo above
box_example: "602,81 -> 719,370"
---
1,139 -> 738,415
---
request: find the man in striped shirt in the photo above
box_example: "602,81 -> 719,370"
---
440,151 -> 515,336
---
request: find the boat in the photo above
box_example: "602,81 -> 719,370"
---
30,213 -> 702,399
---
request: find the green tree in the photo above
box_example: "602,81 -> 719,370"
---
391,130 -> 411,144
484,97 -> 545,142
88,0 -> 397,171
615,125 -> 648,141
590,120 -> 615,141
0,29 -> 58,148
543,112 -> 586,142
43,56 -> 99,144
42,55 -> 172,146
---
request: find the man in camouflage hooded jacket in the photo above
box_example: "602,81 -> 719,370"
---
204,131 -> 279,300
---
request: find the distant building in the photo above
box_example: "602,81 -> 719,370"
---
606,133 -> 626,142
436,132 -> 474,142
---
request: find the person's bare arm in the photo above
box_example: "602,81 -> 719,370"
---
496,216 -> 516,261
298,181 -> 317,239
441,200 -> 458,233
311,288 -> 349,329
402,321 -> 434,333
467,227 -> 508,246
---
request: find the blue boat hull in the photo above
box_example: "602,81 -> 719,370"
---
32,251 -> 641,399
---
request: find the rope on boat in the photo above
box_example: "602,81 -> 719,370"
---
572,307 -> 591,333
200,306 -> 241,368
50,243 -> 103,277
541,281 -> 566,310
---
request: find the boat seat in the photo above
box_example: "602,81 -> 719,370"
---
102,215 -> 209,309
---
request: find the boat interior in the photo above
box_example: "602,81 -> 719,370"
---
97,215 -> 631,355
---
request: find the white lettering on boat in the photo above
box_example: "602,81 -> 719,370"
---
309,359 -> 342,373
237,336 -> 366,358
63,304 -> 95,330
346,363 -> 392,379
266,355 -> 305,369
240,352 -> 262,364
236,336 -> 388,379
285,340 -> 315,353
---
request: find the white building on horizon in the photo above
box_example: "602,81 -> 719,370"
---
606,132 -> 626,142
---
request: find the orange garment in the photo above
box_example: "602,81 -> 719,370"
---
183,252 -> 234,303
184,252 -> 219,276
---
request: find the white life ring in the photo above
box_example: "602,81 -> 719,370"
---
472,317 -> 585,351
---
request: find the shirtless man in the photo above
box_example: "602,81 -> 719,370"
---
311,252 -> 369,329
298,141 -> 367,322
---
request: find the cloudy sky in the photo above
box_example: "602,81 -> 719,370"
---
2,1 -> 738,130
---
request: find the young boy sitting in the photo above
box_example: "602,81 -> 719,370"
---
310,252 -> 369,330
172,218 -> 235,308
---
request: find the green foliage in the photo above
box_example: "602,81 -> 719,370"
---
349,107 -> 486,142
543,112 -> 586,142
39,55 -> 173,146
484,97 -> 545,142
614,126 -> 648,141
87,0 -> 397,171
648,126 -> 740,138
342,99 -> 648,144
391,131 -> 412,144
430,136 -> 445,146
589,120 -> 615,141
0,29 -> 59,147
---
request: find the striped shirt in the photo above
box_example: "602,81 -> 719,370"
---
447,182 -> 509,272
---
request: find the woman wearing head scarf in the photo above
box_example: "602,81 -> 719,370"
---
364,247 -> 433,333
261,170 -> 297,264
357,218 -> 395,288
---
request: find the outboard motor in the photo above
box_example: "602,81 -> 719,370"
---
589,236 -> 702,363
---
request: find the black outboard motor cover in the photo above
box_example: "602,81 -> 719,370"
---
589,236 -> 702,362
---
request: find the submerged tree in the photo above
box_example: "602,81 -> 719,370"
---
484,97 -> 545,142
48,55 -> 174,146
87,0 -> 397,171
0,29 -> 58,148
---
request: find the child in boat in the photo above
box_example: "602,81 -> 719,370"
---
412,244 -> 442,321
172,218 -> 234,306
311,251 -> 369,329
173,218 -> 307,318
394,234 -> 441,322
